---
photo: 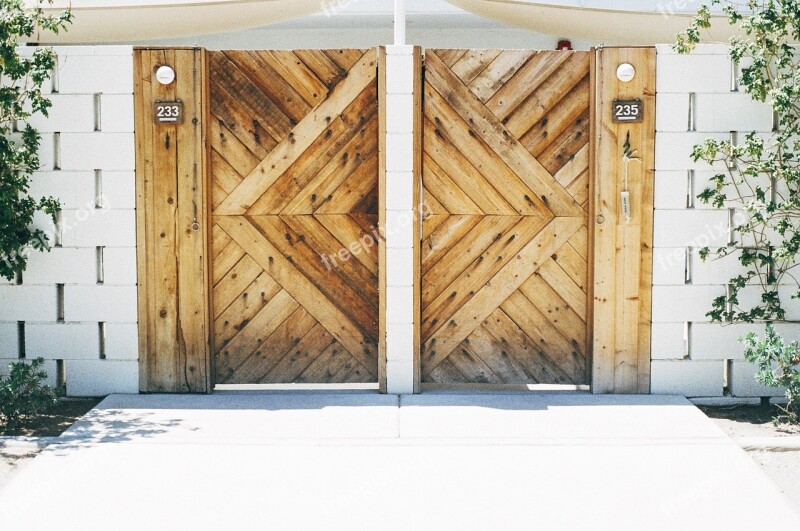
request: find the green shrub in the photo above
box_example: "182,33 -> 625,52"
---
742,324 -> 800,424
0,357 -> 58,432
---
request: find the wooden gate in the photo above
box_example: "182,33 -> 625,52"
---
420,49 -> 591,386
209,49 -> 380,385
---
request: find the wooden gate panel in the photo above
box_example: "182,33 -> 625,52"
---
209,49 -> 379,385
421,49 -> 591,386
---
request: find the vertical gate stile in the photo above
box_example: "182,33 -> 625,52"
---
135,47 -> 212,393
591,47 -> 656,394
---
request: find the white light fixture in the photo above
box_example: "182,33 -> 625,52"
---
156,65 -> 176,85
616,63 -> 635,83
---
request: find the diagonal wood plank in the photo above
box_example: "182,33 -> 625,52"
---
425,51 -> 585,218
216,215 -> 377,376
215,50 -> 377,215
422,216 -> 583,375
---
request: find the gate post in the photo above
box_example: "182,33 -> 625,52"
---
134,47 -> 211,393
382,45 -> 422,394
591,47 -> 656,394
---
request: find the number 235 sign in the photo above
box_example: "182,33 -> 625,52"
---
612,99 -> 643,123
154,101 -> 184,125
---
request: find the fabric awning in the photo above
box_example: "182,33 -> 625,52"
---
444,0 -> 737,45
26,0 -> 324,43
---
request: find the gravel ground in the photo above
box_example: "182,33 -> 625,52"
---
748,451 -> 800,515
701,405 -> 800,515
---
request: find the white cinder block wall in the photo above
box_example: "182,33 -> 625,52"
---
0,46 -> 139,396
384,45 -> 416,394
2,43 -> 794,398
652,44 -> 799,398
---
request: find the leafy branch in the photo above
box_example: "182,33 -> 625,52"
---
0,0 -> 72,281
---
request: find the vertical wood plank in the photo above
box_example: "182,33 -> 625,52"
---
135,47 -> 211,393
591,47 -> 655,394
378,46 -> 388,393
134,49 -> 149,392
412,46 -> 423,393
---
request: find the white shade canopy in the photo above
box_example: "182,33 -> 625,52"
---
25,0 -> 325,43
445,0 -> 737,45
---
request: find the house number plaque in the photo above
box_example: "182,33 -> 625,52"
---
154,101 -> 184,125
612,99 -> 643,123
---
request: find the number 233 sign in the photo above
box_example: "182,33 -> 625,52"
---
612,99 -> 643,123
154,101 -> 184,125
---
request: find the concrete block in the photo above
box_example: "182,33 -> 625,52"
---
26,95 -> 95,132
385,210 -> 414,248
385,171 -> 414,211
0,358 -> 57,387
59,133 -> 135,171
651,322 -> 687,360
653,209 -> 730,248
26,323 -> 100,360
386,94 -> 414,133
51,45 -> 133,57
63,285 -> 137,322
104,323 -> 139,361
103,247 -> 138,285
385,45 -> 414,56
385,132 -> 414,172
386,248 -> 414,287
691,249 -> 744,285
62,209 -> 136,247
386,323 -> 414,362
37,132 -> 56,171
386,286 -> 413,324
654,171 -> 690,209
386,359 -> 414,394
778,286 -> 800,320
651,360 -> 724,396
66,360 -> 139,397
655,132 -> 728,171
98,171 -> 136,210
730,361 -> 786,397
29,171 -> 96,210
694,93 -> 773,132
656,54 -> 731,93
0,286 -> 57,322
57,53 -> 134,94
691,169 -> 741,210
386,53 -> 415,94
30,209 -> 59,247
656,44 -> 730,56
0,322 -> 18,358
655,93 -> 690,132
99,94 -> 135,132
23,247 -> 97,285
651,285 -> 726,322
652,247 -> 686,286
690,322 -> 764,361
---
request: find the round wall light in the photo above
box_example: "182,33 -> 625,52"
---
616,63 -> 635,83
155,65 -> 176,85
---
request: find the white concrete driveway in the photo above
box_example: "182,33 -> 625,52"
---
0,393 -> 796,530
